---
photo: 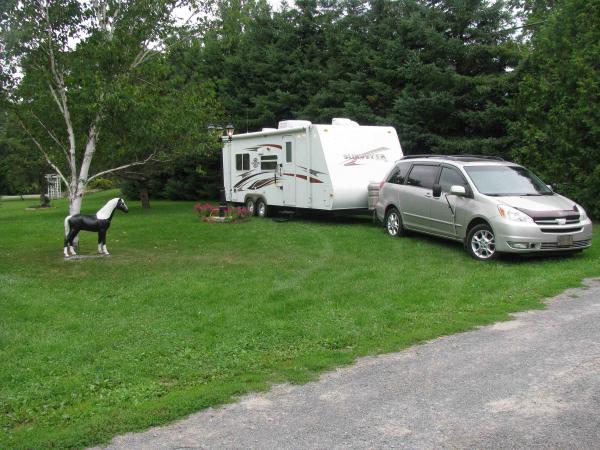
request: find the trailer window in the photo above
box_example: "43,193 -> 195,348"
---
236,153 -> 250,171
286,142 -> 292,163
261,155 -> 278,171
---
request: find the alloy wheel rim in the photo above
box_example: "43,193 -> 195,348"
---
258,204 -> 265,216
471,229 -> 496,259
387,213 -> 399,236
246,201 -> 254,214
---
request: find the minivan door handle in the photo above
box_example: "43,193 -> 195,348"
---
424,192 -> 432,198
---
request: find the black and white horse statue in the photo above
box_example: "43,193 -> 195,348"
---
63,198 -> 128,257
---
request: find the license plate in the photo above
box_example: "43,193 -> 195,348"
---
557,235 -> 573,247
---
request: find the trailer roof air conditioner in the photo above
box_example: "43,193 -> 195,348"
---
278,120 -> 312,130
332,118 -> 359,127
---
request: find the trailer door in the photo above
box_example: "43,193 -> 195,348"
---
281,136 -> 296,206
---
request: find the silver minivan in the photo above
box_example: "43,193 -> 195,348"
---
375,155 -> 593,260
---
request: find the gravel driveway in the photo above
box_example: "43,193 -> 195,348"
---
96,278 -> 600,450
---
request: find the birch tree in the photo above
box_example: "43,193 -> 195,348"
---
1,0 -> 211,215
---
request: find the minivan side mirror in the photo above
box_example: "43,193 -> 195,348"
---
449,185 -> 467,196
546,184 -> 553,191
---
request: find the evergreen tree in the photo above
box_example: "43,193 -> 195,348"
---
391,0 -> 521,156
510,0 -> 600,216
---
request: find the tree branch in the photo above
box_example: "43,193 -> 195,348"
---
31,111 -> 70,161
131,46 -> 154,69
16,115 -> 70,190
47,82 -> 65,115
42,0 -> 76,180
87,153 -> 158,182
129,1 -> 182,69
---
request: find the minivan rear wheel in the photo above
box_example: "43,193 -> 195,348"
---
467,223 -> 497,261
385,207 -> 405,237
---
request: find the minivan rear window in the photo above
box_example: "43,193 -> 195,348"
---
387,162 -> 411,185
406,165 -> 438,189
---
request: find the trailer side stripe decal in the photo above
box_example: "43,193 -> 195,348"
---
248,178 -> 277,189
297,166 -> 326,176
284,173 -> 324,184
234,171 -> 272,188
243,144 -> 283,151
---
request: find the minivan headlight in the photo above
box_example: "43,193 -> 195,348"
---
497,205 -> 534,223
576,204 -> 588,221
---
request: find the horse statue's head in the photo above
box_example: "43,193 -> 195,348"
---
117,198 -> 129,214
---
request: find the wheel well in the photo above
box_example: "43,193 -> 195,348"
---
245,195 -> 264,204
466,217 -> 491,235
384,204 -> 398,218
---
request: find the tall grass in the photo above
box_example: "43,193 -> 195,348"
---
1,191 -> 598,449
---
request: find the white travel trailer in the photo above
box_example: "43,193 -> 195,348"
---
222,118 -> 403,216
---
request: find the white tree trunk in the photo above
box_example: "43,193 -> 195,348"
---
33,0 -> 161,218
69,191 -> 83,216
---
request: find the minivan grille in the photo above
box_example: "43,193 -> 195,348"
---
540,227 -> 583,234
534,216 -> 580,226
540,240 -> 591,250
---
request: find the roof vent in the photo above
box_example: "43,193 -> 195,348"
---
332,118 -> 359,127
278,120 -> 312,130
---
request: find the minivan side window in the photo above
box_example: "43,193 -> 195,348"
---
439,167 -> 468,193
387,162 -> 411,185
406,164 -> 438,189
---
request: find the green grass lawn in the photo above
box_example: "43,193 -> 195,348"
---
1,190 -> 599,449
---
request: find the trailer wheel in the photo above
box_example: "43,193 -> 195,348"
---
256,199 -> 268,218
245,198 -> 256,216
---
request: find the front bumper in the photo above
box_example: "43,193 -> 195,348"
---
492,218 -> 593,253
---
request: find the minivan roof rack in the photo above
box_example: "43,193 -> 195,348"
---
401,154 -> 504,161
401,154 -> 446,160
451,154 -> 505,161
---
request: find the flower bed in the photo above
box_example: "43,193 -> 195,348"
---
194,202 -> 252,223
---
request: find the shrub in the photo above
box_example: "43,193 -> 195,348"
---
87,177 -> 114,191
193,203 -> 252,222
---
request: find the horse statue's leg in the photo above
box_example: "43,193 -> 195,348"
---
68,228 -> 79,256
98,229 -> 108,255
64,215 -> 77,257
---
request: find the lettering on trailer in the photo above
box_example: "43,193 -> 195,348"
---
343,147 -> 390,166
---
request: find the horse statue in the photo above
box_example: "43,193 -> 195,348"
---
63,198 -> 128,258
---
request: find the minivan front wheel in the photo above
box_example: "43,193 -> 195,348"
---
385,207 -> 405,237
467,224 -> 497,261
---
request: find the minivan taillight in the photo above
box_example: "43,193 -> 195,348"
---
379,181 -> 385,189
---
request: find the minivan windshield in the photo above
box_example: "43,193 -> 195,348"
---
464,165 -> 553,196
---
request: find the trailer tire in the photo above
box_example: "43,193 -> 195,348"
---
256,199 -> 268,218
245,198 -> 256,216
